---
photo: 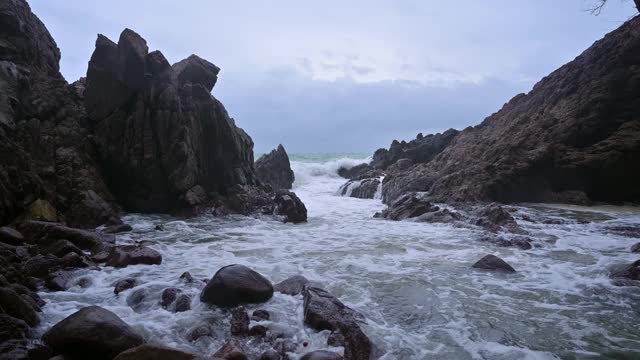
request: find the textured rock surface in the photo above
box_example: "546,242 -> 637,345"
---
339,178 -> 381,199
84,29 -> 256,213
255,144 -> 295,190
381,18 -> 640,205
274,190 -> 308,223
113,344 -> 198,360
372,129 -> 459,170
200,264 -> 274,307
0,0 -> 119,228
472,255 -> 516,272
42,306 -> 144,360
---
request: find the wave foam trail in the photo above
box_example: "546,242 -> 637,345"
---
291,155 -> 370,187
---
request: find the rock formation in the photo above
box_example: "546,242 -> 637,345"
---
380,17 -> 640,206
0,0 -> 119,228
255,144 -> 295,190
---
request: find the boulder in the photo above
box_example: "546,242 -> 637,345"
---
41,240 -> 83,257
113,344 -> 198,360
259,349 -> 280,360
17,221 -> 114,250
303,287 -> 372,360
251,309 -> 270,322
610,259 -> 640,281
274,275 -> 310,296
0,314 -> 30,343
472,255 -> 516,272
479,236 -> 532,250
174,294 -> 191,312
187,325 -> 211,342
25,199 -> 59,222
180,272 -> 194,283
103,224 -> 133,234
0,227 -> 24,245
300,351 -> 343,360
105,245 -> 162,268
337,163 -> 374,180
46,271 -> 77,292
21,254 -> 61,278
43,306 -> 144,360
126,288 -> 150,311
473,204 -> 523,233
249,325 -> 268,337
631,243 -> 640,253
160,287 -> 179,307
379,193 -> 439,221
200,264 -> 273,307
255,145 -> 295,190
274,190 -> 308,223
339,178 -> 381,199
212,339 -> 247,360
114,279 -> 137,295
230,306 -> 250,335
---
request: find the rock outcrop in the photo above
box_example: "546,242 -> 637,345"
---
200,264 -> 274,307
380,17 -> 640,205
371,129 -> 459,171
472,255 -> 516,272
84,29 -> 256,213
255,144 -> 295,190
0,0 -> 119,228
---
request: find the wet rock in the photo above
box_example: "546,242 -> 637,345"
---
0,314 -> 30,342
610,259 -> 640,281
103,224 -> 133,234
273,338 -> 297,356
114,279 -> 137,295
0,287 -> 39,326
372,129 -> 458,171
606,225 -> 640,239
187,325 -> 212,342
230,306 -> 250,335
200,264 -> 274,307
91,243 -> 115,263
25,199 -> 59,222
251,309 -> 270,321
274,275 -> 309,296
17,221 -> 114,250
160,287 -> 179,307
113,344 -> 198,360
339,178 -> 381,199
472,254 -> 516,272
479,235 -> 532,250
42,306 -> 144,360
387,158 -> 413,173
328,331 -> 346,347
60,252 -> 94,268
338,163 -> 373,180
41,240 -> 83,258
632,243 -> 640,253
0,227 -> 24,245
413,208 -> 463,224
77,277 -> 93,288
8,283 -> 44,308
474,204 -> 523,233
45,271 -> 77,292
22,254 -> 62,278
212,339 -> 247,360
126,288 -> 149,310
300,351 -> 343,360
26,343 -> 53,360
380,193 -> 439,221
303,287 -> 372,360
259,349 -> 280,360
106,245 -> 162,268
249,325 -> 268,337
180,272 -> 194,283
174,294 -> 191,312
255,144 -> 295,190
155,224 -> 166,231
274,190 -> 308,224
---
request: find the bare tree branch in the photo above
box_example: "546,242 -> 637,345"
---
588,0 -> 640,15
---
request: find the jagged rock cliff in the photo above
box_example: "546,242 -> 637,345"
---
0,0 -> 119,228
382,16 -> 640,206
255,144 -> 295,190
85,30 -> 256,212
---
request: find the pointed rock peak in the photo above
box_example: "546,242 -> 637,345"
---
95,34 -> 116,48
172,54 -> 220,92
276,144 -> 286,153
146,50 -> 171,75
118,28 -> 148,52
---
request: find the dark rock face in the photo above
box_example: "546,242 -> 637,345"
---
255,144 -> 295,190
0,227 -> 24,245
0,0 -> 119,228
18,221 -> 114,250
114,278 -> 137,295
274,275 -> 310,296
0,287 -> 39,326
610,259 -> 640,281
42,306 -> 144,360
382,17 -> 640,205
303,287 -> 372,360
301,351 -> 344,360
372,129 -> 459,171
84,29 -> 256,213
174,294 -> 191,312
379,193 -> 439,221
274,190 -> 308,223
230,306 -> 250,335
212,339 -> 247,360
338,163 -> 375,180
113,344 -> 197,360
200,264 -> 274,307
472,255 -> 516,272
339,178 -> 381,199
479,236 -> 532,250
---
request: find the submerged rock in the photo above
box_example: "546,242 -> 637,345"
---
42,306 -> 144,360
160,288 -> 180,307
472,255 -> 516,272
274,275 -> 310,296
114,278 -> 137,295
632,243 -> 640,253
0,287 -> 39,326
105,245 -> 162,268
174,294 -> 192,312
259,349 -> 280,360
187,325 -> 212,342
251,309 -> 270,322
212,339 -> 247,360
113,344 -> 198,360
610,259 -> 640,282
200,264 -> 274,307
255,144 -> 295,190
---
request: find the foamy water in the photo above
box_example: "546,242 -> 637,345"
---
36,155 -> 640,359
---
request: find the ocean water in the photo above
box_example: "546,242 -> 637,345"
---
36,154 -> 640,359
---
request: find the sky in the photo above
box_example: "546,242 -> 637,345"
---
30,0 -> 638,153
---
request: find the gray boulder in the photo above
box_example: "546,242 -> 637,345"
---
200,264 -> 273,307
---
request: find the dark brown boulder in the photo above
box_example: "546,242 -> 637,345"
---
160,287 -> 179,307
274,275 -> 310,296
103,224 -> 133,234
255,144 -> 295,190
200,264 -> 273,307
259,349 -> 280,360
472,255 -> 516,272
43,306 -> 143,360
212,339 -> 247,360
114,278 -> 137,295
0,314 -> 30,343
274,190 -> 308,224
230,306 -> 250,335
300,351 -> 343,360
379,193 -> 439,221
21,254 -> 62,278
174,294 -> 191,312
41,240 -> 83,258
187,325 -> 211,342
0,287 -> 39,326
105,245 -> 162,268
338,163 -> 374,180
113,344 -> 198,360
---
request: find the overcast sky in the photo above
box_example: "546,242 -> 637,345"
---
30,0 -> 637,153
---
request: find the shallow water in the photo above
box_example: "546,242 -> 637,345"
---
36,155 -> 640,359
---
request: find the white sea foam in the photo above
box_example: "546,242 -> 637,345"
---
35,155 -> 640,359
